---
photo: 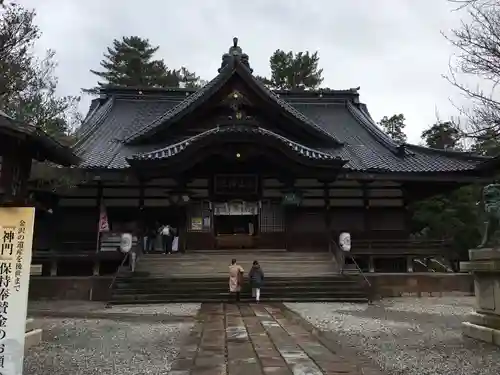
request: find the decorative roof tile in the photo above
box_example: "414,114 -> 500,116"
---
130,124 -> 341,162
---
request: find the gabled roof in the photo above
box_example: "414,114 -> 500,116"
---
74,89 -> 489,173
0,111 -> 78,166
123,59 -> 340,145
73,37 -> 493,175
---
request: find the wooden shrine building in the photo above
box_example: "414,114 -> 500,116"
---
0,110 -> 78,206
41,38 -> 498,275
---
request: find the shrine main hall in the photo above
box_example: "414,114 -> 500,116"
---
32,38 -> 496,281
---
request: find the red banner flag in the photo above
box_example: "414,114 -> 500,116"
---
98,203 -> 109,232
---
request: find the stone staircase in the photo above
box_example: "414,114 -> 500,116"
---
110,250 -> 371,304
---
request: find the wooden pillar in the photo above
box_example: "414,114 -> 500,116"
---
361,181 -> 370,233
368,256 -> 375,272
323,181 -> 332,251
139,179 -> 145,251
93,181 -> 103,276
402,184 -> 412,236
0,147 -> 32,206
50,259 -> 58,276
406,256 -> 414,272
362,182 -> 374,272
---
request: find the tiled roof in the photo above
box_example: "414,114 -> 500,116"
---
129,124 -> 343,163
124,61 -> 340,145
74,88 -> 489,173
0,111 -> 78,166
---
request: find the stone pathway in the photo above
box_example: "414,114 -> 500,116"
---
169,303 -> 384,375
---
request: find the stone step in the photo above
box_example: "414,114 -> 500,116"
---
110,296 -> 369,304
116,278 -> 359,287
113,282 -> 364,293
112,290 -> 367,301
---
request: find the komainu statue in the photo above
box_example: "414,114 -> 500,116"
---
478,183 -> 500,248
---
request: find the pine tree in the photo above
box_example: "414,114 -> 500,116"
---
257,50 -> 323,90
85,36 -> 201,93
378,114 -> 407,144
421,121 -> 462,150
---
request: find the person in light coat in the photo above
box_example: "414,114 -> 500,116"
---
228,258 -> 244,302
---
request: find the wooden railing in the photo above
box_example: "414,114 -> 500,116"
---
350,239 -> 452,256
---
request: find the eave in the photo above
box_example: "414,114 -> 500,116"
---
0,111 -> 79,167
127,124 -> 346,169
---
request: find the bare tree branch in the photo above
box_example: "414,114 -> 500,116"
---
444,0 -> 500,148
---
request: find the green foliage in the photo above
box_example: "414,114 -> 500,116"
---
421,121 -> 462,150
410,185 -> 481,260
410,120 -> 484,260
0,2 -> 80,142
258,50 -> 323,90
378,114 -> 407,144
470,128 -> 500,156
86,36 -> 202,93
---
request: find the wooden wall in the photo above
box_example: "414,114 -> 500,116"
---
41,175 -> 408,252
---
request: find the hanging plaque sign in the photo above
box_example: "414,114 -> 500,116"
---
214,174 -> 257,195
282,192 -> 302,206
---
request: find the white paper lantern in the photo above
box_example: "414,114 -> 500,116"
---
120,233 -> 133,253
339,232 -> 351,252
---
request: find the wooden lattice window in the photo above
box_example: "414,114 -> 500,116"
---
260,200 -> 284,233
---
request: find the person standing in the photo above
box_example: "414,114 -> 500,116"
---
229,258 -> 244,302
160,223 -> 173,254
145,222 -> 158,253
248,260 -> 264,303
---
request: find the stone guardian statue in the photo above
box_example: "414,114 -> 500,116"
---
478,183 -> 500,248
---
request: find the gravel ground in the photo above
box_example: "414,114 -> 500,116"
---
99,303 -> 201,316
286,297 -> 500,375
28,301 -> 201,317
24,318 -> 194,375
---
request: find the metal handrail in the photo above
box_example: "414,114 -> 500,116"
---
330,238 -> 371,288
108,252 -> 130,292
106,238 -> 143,307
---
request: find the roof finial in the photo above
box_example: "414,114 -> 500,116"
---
219,37 -> 253,73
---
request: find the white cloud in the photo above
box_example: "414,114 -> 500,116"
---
21,0 -> 472,143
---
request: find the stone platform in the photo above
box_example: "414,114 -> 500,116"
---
169,302 -> 384,375
25,318 -> 43,352
461,248 -> 500,346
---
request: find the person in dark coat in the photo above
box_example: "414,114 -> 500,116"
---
248,260 -> 264,302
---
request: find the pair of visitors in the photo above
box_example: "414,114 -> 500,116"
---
228,259 -> 264,302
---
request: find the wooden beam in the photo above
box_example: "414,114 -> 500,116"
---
339,171 -> 492,183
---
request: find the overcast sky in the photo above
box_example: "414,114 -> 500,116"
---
21,0 -> 471,143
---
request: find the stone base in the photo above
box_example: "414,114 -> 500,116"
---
24,318 -> 43,351
463,321 -> 500,346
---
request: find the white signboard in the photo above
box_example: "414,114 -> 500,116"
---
0,207 -> 35,375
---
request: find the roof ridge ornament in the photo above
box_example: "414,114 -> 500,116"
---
219,37 -> 253,73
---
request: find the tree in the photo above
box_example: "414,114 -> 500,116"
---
445,1 -> 500,140
410,120 -> 481,266
86,36 -> 202,93
0,2 -> 80,142
421,121 -> 462,150
257,50 -> 324,90
378,114 -> 407,144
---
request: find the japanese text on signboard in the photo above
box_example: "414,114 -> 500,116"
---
0,219 -> 25,373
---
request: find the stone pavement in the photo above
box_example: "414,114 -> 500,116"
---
169,302 -> 384,375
